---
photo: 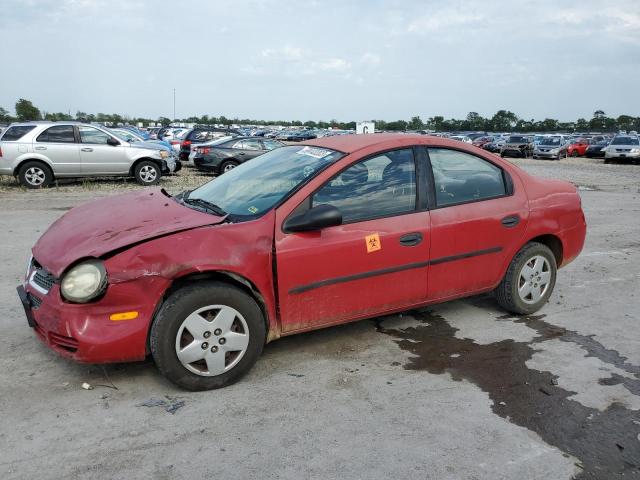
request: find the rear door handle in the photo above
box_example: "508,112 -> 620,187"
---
501,215 -> 520,228
81,148 -> 93,152
34,146 -> 47,150
399,232 -> 423,246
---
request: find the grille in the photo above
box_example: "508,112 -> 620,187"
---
32,268 -> 56,292
49,332 -> 79,352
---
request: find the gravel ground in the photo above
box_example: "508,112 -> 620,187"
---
0,156 -> 639,480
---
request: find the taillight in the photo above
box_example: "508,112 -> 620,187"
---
170,140 -> 180,145
181,140 -> 191,148
201,147 -> 210,154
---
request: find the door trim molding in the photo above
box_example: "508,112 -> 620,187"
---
288,246 -> 502,294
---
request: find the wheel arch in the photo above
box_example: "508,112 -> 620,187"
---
525,233 -> 563,266
13,157 -> 55,176
147,270 -> 273,353
129,157 -> 163,176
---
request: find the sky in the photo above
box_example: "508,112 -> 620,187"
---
0,0 -> 639,122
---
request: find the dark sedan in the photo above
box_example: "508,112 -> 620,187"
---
585,140 -> 610,158
193,137 -> 284,174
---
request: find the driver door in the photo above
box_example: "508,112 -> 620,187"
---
274,148 -> 431,333
77,126 -> 130,174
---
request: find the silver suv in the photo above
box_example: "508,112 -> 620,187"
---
0,122 -> 179,188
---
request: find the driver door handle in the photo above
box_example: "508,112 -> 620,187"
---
501,215 -> 520,228
399,232 -> 423,246
81,148 -> 93,152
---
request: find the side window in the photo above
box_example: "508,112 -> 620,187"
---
312,148 -> 416,224
428,148 -> 506,207
263,140 -> 281,150
1,125 -> 36,141
243,139 -> 262,151
78,126 -> 112,144
232,140 -> 247,149
36,125 -> 75,143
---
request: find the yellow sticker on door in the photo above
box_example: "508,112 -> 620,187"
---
365,233 -> 381,253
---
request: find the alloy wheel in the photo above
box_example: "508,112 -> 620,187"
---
139,165 -> 158,183
25,167 -> 46,186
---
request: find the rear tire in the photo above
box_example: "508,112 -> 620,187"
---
18,161 -> 53,189
134,160 -> 161,185
150,281 -> 266,391
495,242 -> 557,315
220,160 -> 239,174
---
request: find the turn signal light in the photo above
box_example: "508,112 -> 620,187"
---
109,311 -> 139,321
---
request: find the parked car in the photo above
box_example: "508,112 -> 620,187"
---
603,135 -> 640,164
533,136 -> 568,160
179,127 -> 240,161
500,135 -> 534,158
483,137 -> 507,153
187,136 -> 234,163
585,139 -> 610,158
109,128 -> 173,150
567,138 -> 591,157
193,137 -> 284,174
472,136 -> 495,148
450,135 -> 473,144
17,134 -> 586,390
0,122 -> 179,188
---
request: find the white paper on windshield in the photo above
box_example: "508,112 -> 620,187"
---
296,146 -> 332,159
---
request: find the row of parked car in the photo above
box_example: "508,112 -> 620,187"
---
2,121 -> 638,188
443,132 -> 639,163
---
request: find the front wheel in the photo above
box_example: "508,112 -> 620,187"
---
150,281 -> 266,390
134,160 -> 161,185
495,242 -> 557,315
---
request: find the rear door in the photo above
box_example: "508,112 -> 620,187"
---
33,125 -> 80,175
426,147 -> 529,300
275,148 -> 431,333
77,126 -> 130,174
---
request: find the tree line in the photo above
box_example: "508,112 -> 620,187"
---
2,99 -> 638,133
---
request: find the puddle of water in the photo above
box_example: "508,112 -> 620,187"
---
376,309 -> 640,479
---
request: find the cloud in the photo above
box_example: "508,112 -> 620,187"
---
360,52 -> 381,66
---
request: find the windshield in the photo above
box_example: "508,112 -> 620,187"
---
508,136 -> 527,143
611,136 -> 639,145
111,130 -> 140,142
540,137 -> 561,146
184,145 -> 344,220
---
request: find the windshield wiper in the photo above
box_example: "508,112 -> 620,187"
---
182,197 -> 227,216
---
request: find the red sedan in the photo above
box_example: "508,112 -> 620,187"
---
17,135 -> 586,390
567,138 -> 590,157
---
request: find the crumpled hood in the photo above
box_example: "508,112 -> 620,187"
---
33,189 -> 224,276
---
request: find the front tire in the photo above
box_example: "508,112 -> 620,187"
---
495,242 -> 557,315
18,161 -> 53,189
150,281 -> 266,391
134,160 -> 161,185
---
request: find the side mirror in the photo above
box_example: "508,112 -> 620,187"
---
107,137 -> 120,146
283,204 -> 342,233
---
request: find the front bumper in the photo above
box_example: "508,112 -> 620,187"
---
534,150 -> 561,159
605,151 -> 640,159
18,273 -> 169,364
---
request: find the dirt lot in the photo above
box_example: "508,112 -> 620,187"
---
0,158 -> 639,480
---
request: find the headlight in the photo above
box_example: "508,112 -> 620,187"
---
631,148 -> 640,153
60,260 -> 107,303
550,148 -> 559,154
159,150 -> 169,159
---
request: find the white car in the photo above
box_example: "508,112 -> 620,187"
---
450,135 -> 473,144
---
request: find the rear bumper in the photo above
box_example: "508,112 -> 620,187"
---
559,217 -> 587,268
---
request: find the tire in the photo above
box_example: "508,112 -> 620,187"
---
150,281 -> 266,391
571,150 -> 579,157
220,160 -> 239,174
495,242 -> 557,315
17,161 -> 53,189
604,158 -> 610,164
134,160 -> 161,185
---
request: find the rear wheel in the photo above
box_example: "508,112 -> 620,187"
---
495,242 -> 557,315
571,150 -> 579,157
18,161 -> 53,189
221,160 -> 239,174
150,281 -> 266,390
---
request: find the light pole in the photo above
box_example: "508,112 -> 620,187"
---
173,88 -> 176,123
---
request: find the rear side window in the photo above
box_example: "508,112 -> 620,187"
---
36,125 -> 76,143
428,148 -> 506,207
1,125 -> 36,141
